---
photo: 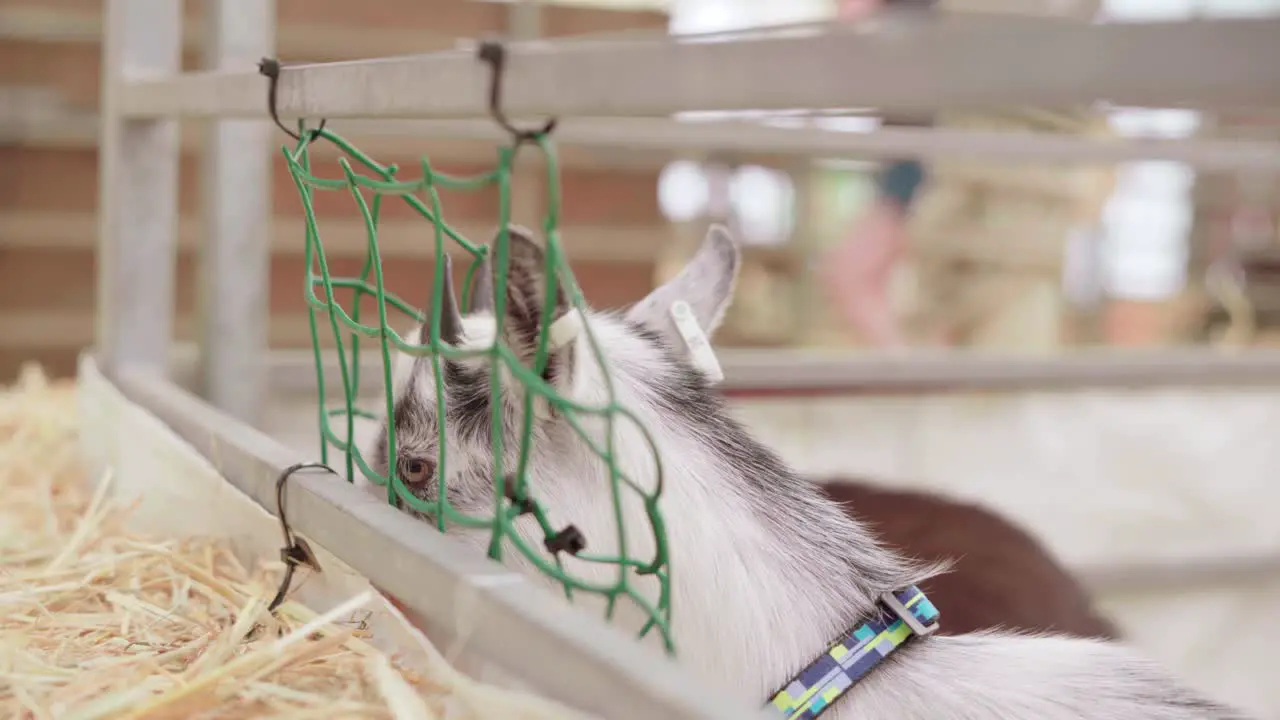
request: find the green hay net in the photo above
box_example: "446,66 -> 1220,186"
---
278,126 -> 675,653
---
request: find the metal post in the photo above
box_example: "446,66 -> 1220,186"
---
506,0 -> 544,231
198,0 -> 276,425
97,0 -> 183,373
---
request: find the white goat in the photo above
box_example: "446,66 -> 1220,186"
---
364,224 -> 1252,720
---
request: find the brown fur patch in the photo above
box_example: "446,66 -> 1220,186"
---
817,479 -> 1121,639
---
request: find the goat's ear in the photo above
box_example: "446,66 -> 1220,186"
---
467,254 -> 494,314
493,225 -> 575,378
626,224 -> 741,344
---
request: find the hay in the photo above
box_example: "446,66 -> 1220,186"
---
0,363 -> 589,720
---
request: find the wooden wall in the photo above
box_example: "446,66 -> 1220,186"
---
0,0 -> 674,378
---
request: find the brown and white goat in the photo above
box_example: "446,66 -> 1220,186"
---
365,224 -> 1250,720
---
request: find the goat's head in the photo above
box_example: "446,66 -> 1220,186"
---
365,223 -> 741,527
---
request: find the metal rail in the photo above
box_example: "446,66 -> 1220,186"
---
184,348 -> 1280,399
715,348 -> 1280,394
323,118 -> 1280,171
20,109 -> 1280,170
96,0 -> 181,374
117,18 -> 1280,120
197,0 -> 274,425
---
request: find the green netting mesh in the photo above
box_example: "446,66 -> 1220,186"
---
278,125 -> 675,653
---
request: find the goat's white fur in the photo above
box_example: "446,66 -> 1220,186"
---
364,224 -> 1249,720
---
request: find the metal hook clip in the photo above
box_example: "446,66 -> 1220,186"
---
476,40 -> 558,148
267,461 -> 330,613
257,57 -> 328,145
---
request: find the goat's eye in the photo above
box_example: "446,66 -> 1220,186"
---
402,458 -> 435,486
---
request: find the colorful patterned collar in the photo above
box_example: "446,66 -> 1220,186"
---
766,585 -> 941,719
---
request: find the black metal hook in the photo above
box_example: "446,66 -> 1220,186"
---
257,57 -> 328,145
267,461 -> 330,613
476,40 -> 557,148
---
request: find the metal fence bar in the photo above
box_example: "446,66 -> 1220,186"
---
198,0 -> 275,425
96,0 -> 182,373
116,18 -> 1280,120
107,364 -> 763,720
195,348 -> 1280,399
716,349 -> 1280,394
157,348 -> 1280,399
322,118 -> 1280,171
24,107 -> 1280,169
1078,552 -> 1280,594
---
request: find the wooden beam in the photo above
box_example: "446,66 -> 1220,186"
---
325,117 -> 1280,171
717,348 -> 1280,394
246,347 -> 1280,397
9,97 -> 1280,171
118,18 -> 1280,120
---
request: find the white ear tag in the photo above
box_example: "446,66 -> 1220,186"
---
548,308 -> 584,350
669,300 -> 723,384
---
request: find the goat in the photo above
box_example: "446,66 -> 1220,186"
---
817,479 -> 1120,639
364,224 -> 1251,720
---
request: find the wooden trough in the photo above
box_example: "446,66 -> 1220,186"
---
3,359 -> 606,718
69,353 -> 751,720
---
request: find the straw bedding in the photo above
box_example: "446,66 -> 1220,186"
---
0,364 -> 585,720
